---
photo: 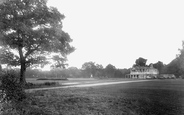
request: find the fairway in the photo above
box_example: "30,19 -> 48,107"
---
29,79 -> 184,115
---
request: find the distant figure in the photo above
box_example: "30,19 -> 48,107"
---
90,74 -> 93,78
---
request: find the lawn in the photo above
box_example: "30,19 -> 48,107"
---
25,78 -> 139,89
28,79 -> 184,115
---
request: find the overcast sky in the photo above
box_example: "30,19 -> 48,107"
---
47,0 -> 184,69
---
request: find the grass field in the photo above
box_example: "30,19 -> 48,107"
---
28,79 -> 184,115
25,78 -> 139,89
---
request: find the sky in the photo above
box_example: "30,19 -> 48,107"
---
47,0 -> 184,69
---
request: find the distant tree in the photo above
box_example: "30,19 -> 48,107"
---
134,57 -> 147,67
114,69 -> 124,78
67,67 -> 82,78
25,68 -> 41,78
0,0 -> 74,85
151,61 -> 165,74
96,64 -> 103,70
95,64 -> 104,77
162,58 -> 181,77
119,68 -> 130,78
105,64 -> 116,77
81,62 -> 96,77
162,41 -> 184,77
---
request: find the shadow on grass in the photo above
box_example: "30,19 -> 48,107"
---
121,88 -> 184,115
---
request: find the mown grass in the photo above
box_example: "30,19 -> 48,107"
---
25,79 -> 184,115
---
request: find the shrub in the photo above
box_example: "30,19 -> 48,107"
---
37,78 -> 49,80
0,70 -> 60,115
36,78 -> 68,80
25,82 -> 59,89
0,70 -> 26,102
44,82 -> 58,86
0,70 -> 27,114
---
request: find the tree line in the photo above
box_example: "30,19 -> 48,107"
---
15,62 -> 129,78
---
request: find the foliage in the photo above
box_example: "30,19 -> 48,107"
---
25,82 -> 59,89
36,78 -> 68,80
25,63 -> 129,78
120,68 -> 130,77
151,61 -> 165,74
134,57 -> 147,67
44,82 -> 59,86
0,70 -> 60,114
177,41 -> 184,74
161,41 -> 184,77
0,70 -> 26,102
105,64 -> 116,77
81,62 -> 97,77
51,55 -> 68,69
0,0 -> 74,84
67,67 -> 83,78
162,58 -> 182,77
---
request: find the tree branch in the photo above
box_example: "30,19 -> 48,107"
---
25,44 -> 40,58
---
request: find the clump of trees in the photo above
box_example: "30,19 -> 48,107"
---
133,57 -> 147,67
81,62 -> 129,78
21,62 -> 129,79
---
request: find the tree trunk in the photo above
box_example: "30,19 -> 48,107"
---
18,47 -> 26,86
20,61 -> 26,85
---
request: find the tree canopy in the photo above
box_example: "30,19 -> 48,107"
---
134,57 -> 147,67
81,62 -> 97,77
160,41 -> 184,77
105,64 -> 116,77
0,0 -> 74,84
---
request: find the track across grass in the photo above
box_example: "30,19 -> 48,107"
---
28,79 -> 184,115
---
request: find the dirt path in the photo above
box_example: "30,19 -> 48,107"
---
27,80 -> 151,92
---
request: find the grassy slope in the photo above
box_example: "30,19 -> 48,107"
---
29,79 -> 184,115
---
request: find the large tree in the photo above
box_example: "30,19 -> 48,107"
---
134,57 -> 147,67
105,64 -> 116,77
81,62 -> 97,77
151,61 -> 165,74
0,0 -> 74,85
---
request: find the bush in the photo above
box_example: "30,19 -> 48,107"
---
36,78 -> 49,80
44,82 -> 58,86
0,70 -> 26,102
0,70 -> 60,115
25,82 -> 59,89
0,70 -> 27,114
37,78 -> 68,80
